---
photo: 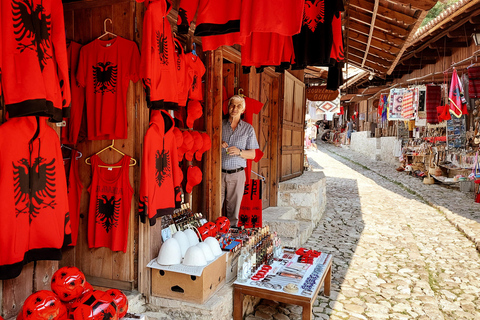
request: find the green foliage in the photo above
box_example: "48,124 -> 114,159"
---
420,0 -> 461,28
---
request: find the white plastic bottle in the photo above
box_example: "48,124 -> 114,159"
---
237,247 -> 251,282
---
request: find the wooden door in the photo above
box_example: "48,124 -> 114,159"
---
258,74 -> 273,208
280,72 -> 306,181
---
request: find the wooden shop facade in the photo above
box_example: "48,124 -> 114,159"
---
0,0 -> 307,318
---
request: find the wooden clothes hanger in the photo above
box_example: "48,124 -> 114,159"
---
85,140 -> 137,168
97,18 -> 117,40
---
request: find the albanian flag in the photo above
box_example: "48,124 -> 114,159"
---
448,68 -> 468,118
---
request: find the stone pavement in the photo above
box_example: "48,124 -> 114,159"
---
246,143 -> 480,320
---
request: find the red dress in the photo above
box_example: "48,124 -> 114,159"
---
64,150 -> 84,246
77,37 -> 140,140
87,155 -> 133,252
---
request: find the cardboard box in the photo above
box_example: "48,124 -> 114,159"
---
151,254 -> 226,304
226,250 -> 241,283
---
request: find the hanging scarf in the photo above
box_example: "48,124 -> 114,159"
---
426,84 -> 441,124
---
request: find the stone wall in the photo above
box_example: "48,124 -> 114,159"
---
350,131 -> 400,165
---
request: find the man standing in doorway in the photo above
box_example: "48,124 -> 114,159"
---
346,118 -> 354,145
221,95 -> 259,226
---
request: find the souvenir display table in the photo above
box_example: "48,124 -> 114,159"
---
233,249 -> 332,320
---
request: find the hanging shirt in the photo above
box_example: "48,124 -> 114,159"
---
186,53 -> 206,101
140,0 -> 179,110
239,0 -> 304,37
241,33 -> 295,69
0,117 -> 71,280
139,110 -> 183,226
1,0 -> 71,122
177,0 -> 241,36
292,0 -> 345,69
77,36 -> 140,140
62,41 -> 85,145
174,39 -> 189,107
87,155 -> 133,253
64,150 -> 84,247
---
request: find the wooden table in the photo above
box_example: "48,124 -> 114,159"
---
233,256 -> 332,320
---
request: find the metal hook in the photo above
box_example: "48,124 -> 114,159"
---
104,18 -> 113,33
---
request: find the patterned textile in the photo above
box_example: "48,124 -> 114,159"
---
388,88 -> 405,120
401,90 -> 414,119
381,94 -> 388,122
426,84 -> 441,124
468,66 -> 480,99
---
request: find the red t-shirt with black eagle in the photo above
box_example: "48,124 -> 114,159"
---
76,37 -> 140,140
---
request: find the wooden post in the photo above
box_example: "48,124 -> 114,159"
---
205,49 -> 223,220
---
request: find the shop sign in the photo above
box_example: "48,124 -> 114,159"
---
306,86 -> 339,101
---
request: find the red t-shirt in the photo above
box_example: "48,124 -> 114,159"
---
87,155 -> 133,252
241,32 -> 295,68
240,0 -> 304,37
62,41 -> 85,144
174,39 -> 189,107
186,54 -> 206,101
77,37 -> 140,140
330,13 -> 344,63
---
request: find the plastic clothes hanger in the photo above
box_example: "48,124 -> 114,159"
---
62,144 -> 83,160
97,18 -> 117,40
238,88 -> 246,98
85,140 -> 137,168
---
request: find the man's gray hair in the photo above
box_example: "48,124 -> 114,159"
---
228,95 -> 246,108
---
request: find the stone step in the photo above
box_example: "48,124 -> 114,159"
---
280,236 -> 300,248
262,206 -> 297,220
266,219 -> 300,239
298,221 -> 314,246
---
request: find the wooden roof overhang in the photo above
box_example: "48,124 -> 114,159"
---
344,0 -> 437,90
387,0 -> 480,82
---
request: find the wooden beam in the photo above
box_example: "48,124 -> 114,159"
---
349,0 -> 418,25
350,10 -> 409,37
349,20 -> 405,46
429,39 -> 470,48
447,24 -> 478,38
387,10 -> 429,75
401,57 -> 438,66
363,0 -> 379,68
350,47 -> 391,67
349,30 -> 401,54
350,41 -> 396,61
413,47 -> 452,58
383,0 -> 437,11
349,55 -> 389,73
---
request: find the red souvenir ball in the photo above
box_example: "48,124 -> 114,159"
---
22,290 -> 63,320
73,290 -> 118,320
51,266 -> 87,302
204,221 -> 218,237
105,289 -> 128,318
197,223 -> 211,241
215,217 -> 230,234
65,281 -> 94,315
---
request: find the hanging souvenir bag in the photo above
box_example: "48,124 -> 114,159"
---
237,180 -> 263,228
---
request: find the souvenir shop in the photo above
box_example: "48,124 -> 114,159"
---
375,65 -> 480,188
0,0 -> 343,319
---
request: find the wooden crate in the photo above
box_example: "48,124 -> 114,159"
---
151,254 -> 226,304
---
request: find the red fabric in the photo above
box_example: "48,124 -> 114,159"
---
426,84 -> 441,124
195,132 -> 212,161
240,0 -> 304,37
449,68 -> 468,118
237,180 -> 263,228
186,165 -> 202,193
1,0 -> 71,122
186,54 -> 206,101
140,0 -> 179,110
62,41 -> 85,145
437,105 -> 451,122
338,106 -> 344,115
424,136 -> 447,142
185,131 -> 203,161
140,111 -> 183,226
186,100 -> 203,128
177,0 -> 241,36
401,90 -> 414,119
468,66 -> 480,99
0,117 -> 70,280
77,37 -> 140,140
65,150 -> 84,247
87,155 -> 133,252
202,33 -> 246,51
174,39 -> 189,107
241,32 -> 295,68
330,13 -> 344,63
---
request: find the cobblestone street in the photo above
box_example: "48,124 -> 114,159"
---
249,144 -> 480,320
